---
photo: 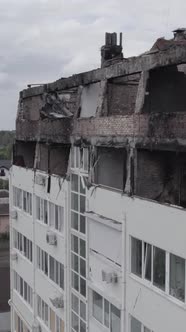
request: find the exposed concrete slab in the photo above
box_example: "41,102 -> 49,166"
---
22,44 -> 186,99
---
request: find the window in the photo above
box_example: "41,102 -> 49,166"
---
130,316 -> 153,332
131,237 -> 166,291
70,147 -> 88,332
93,291 -> 103,323
22,191 -> 32,214
36,196 -> 64,232
71,293 -> 86,332
14,312 -> 29,332
131,237 -> 142,277
36,196 -> 44,222
13,229 -> 33,262
110,304 -> 121,332
71,235 -> 86,296
49,255 -> 64,289
71,147 -> 89,172
92,291 -> 121,332
153,246 -> 165,291
50,309 -> 64,332
44,199 -> 48,224
170,254 -> 185,301
14,271 -> 33,308
37,296 -> 64,331
144,243 -> 151,281
37,247 -> 65,289
37,295 -> 49,328
13,187 -> 32,215
37,246 -> 48,276
130,236 -> 186,304
13,187 -> 22,209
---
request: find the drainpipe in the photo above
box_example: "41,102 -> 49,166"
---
121,210 -> 127,332
9,167 -> 13,332
33,170 -> 37,325
64,188 -> 69,332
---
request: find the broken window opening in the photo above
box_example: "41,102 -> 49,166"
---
136,149 -> 186,209
70,146 -> 89,173
95,147 -> 127,191
35,143 -> 70,176
0,169 -> 5,176
79,82 -> 101,118
142,65 -> 186,114
13,141 -> 36,168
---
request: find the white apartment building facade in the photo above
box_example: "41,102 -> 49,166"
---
9,30 -> 186,332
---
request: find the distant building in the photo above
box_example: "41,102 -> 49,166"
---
0,160 -> 11,180
0,190 -> 10,332
9,29 -> 186,332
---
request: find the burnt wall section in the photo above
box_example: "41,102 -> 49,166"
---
17,94 -> 44,121
72,112 -> 186,146
143,66 -> 186,113
16,88 -> 77,144
18,89 -> 78,121
108,75 -> 139,116
16,118 -> 72,144
21,43 -> 186,99
136,149 -> 186,208
95,147 -> 127,190
13,141 -> 36,168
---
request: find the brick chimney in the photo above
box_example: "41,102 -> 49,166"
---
101,32 -> 123,68
173,28 -> 186,41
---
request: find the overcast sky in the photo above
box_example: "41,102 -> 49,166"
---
0,0 -> 185,129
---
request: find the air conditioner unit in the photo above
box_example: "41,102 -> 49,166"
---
46,231 -> 57,245
32,322 -> 41,332
35,174 -> 46,186
11,210 -> 17,220
50,295 -> 64,308
11,250 -> 18,261
102,270 -> 118,284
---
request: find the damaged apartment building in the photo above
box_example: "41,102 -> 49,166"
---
9,28 -> 186,332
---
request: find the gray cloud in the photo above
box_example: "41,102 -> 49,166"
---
0,0 -> 185,129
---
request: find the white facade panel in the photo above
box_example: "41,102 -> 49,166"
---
126,276 -> 186,332
12,292 -> 33,328
12,254 -> 33,287
88,218 -> 122,265
87,187 -> 124,223
12,212 -> 33,240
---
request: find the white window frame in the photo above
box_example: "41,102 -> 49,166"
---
71,146 -> 89,173
13,271 -> 33,308
92,290 -> 121,331
130,315 -> 153,332
130,236 -> 186,305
